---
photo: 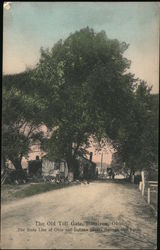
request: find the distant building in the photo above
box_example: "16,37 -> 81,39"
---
42,157 -> 68,179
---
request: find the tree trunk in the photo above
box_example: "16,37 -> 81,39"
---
11,158 -> 23,171
66,154 -> 77,181
66,142 -> 81,180
9,157 -> 24,182
129,168 -> 135,182
66,156 -> 74,172
2,156 -> 6,172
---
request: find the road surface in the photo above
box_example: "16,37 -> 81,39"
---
1,181 -> 157,249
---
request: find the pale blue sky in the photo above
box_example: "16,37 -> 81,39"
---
3,2 -> 159,93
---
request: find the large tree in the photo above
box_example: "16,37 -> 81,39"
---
111,81 -> 159,178
2,71 -> 45,171
33,27 -> 138,176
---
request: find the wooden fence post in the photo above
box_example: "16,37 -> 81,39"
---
148,188 -> 150,205
141,171 -> 145,196
142,185 -> 144,196
132,174 -> 135,183
139,181 -> 142,191
139,181 -> 140,190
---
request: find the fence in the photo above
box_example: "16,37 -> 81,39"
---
139,177 -> 158,215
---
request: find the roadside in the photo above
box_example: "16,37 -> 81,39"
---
1,179 -> 126,204
1,181 -> 81,204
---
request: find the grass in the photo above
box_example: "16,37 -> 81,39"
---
1,182 -> 79,203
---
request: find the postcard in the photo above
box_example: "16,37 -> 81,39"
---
1,2 -> 159,249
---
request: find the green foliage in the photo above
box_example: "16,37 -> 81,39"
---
111,81 -> 158,174
2,72 -> 45,170
33,27 -> 136,170
2,128 -> 30,161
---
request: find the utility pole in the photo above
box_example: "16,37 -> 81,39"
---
101,152 -> 103,175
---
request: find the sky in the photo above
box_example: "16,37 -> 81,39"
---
3,2 -> 159,164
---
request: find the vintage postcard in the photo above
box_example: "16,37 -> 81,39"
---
1,2 -> 159,249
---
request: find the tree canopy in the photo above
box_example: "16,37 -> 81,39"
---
2,72 -> 45,170
32,28 -> 137,172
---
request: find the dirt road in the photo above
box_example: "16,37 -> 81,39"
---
1,181 -> 157,249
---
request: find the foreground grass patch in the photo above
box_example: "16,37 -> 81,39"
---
1,182 -> 78,203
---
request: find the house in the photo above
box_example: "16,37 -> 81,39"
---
27,153 -> 97,182
42,157 -> 68,181
28,156 -> 42,176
